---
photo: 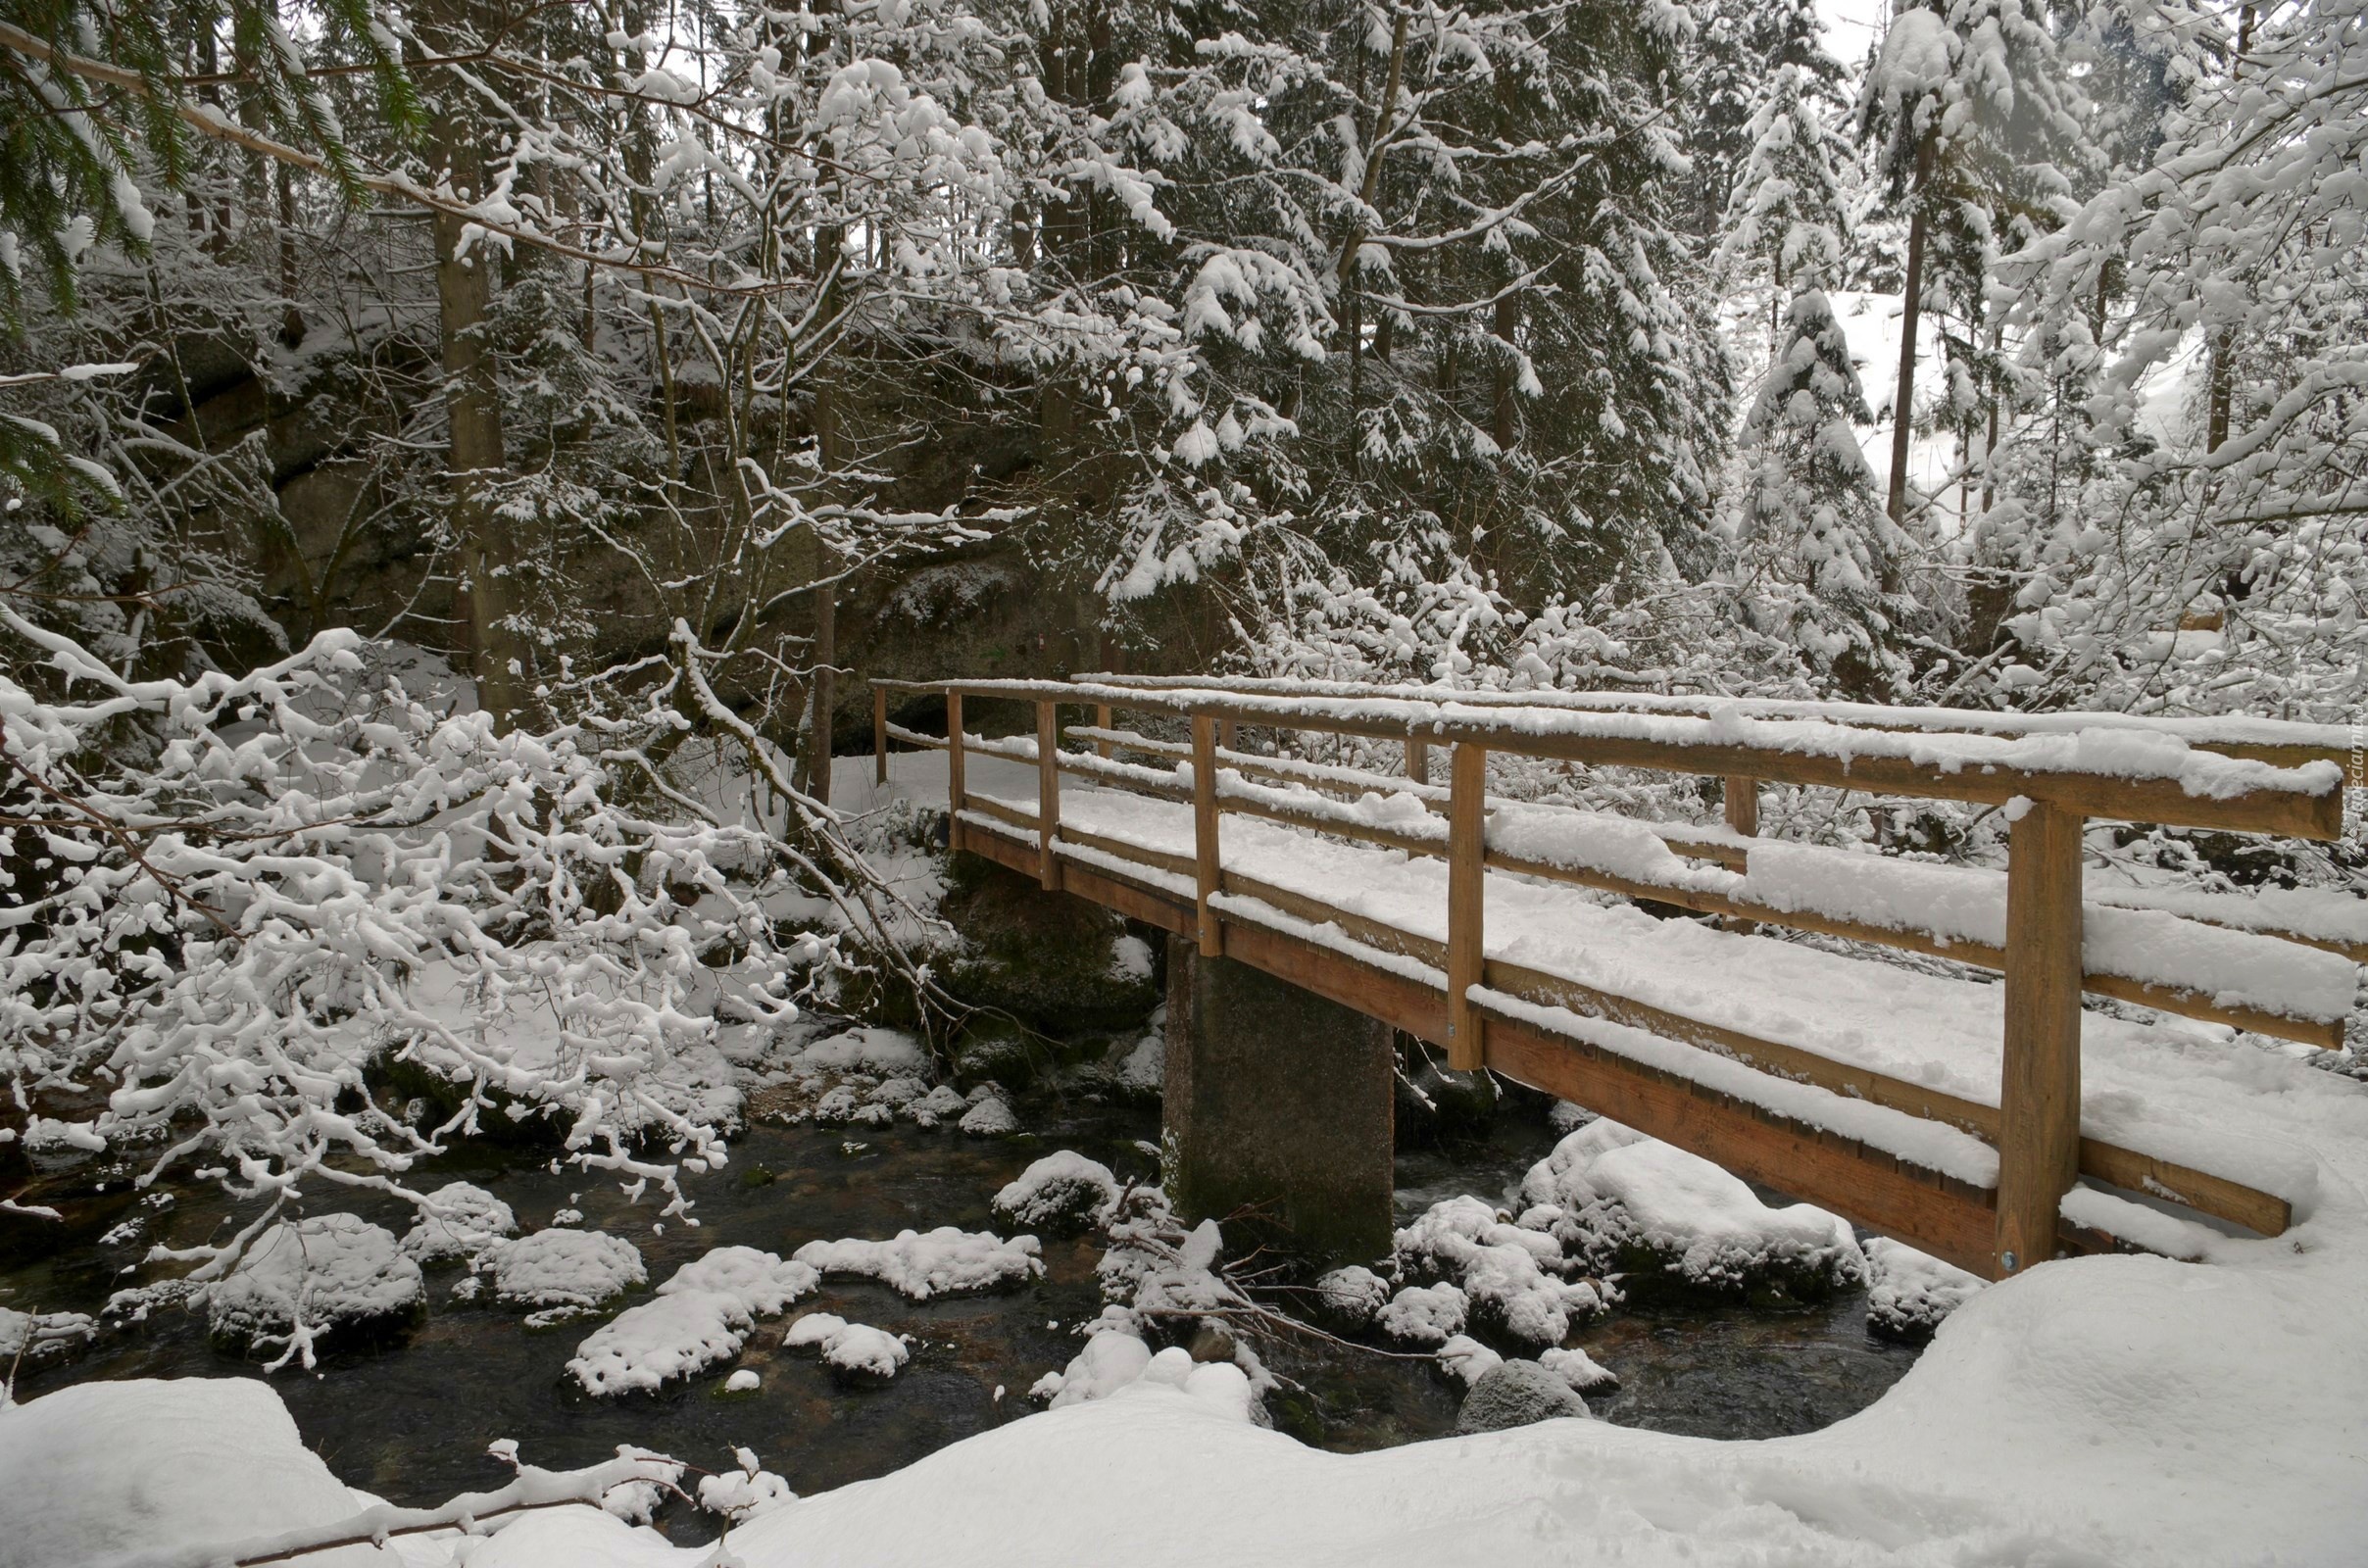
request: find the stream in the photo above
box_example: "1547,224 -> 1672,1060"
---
2,1082 -> 1920,1542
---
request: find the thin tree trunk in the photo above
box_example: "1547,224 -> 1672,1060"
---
433,148 -> 519,727
1491,292 -> 1519,452
1886,136 -> 1934,526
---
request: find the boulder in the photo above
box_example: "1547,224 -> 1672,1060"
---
1455,1357 -> 1594,1434
208,1214 -> 425,1353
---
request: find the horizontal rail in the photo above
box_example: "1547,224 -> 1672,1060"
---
1073,671 -> 2350,771
874,676 -> 2343,841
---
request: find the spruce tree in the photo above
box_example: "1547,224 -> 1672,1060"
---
1714,64 -> 1850,342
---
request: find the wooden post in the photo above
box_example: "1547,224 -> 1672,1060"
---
1446,743 -> 1488,1071
873,685 -> 890,787
1723,775 -> 1758,933
1192,712 -> 1224,957
1219,718 -> 1240,754
1095,702 -> 1113,760
1036,700 -> 1062,892
1996,799 -> 2085,1277
1406,736 -> 1430,787
946,691 -> 966,856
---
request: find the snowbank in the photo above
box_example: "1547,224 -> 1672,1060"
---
1863,1237 -> 1984,1344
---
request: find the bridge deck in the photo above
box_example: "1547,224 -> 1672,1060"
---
863,747 -> 2339,1278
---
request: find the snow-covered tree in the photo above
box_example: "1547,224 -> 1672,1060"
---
1715,65 -> 1850,340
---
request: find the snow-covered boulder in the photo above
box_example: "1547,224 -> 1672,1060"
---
796,1025 -> 931,1080
658,1246 -> 819,1316
795,1227 -> 1043,1299
1436,1334 -> 1503,1387
1864,1237 -> 1983,1344
1394,1195 -> 1609,1345
698,1448 -> 797,1523
0,1307 -> 97,1369
482,1228 -> 646,1317
1311,1265 -> 1391,1331
907,1083 -> 969,1127
1517,1119 -> 1864,1301
0,1378 -> 390,1568
568,1290 -> 753,1396
784,1312 -> 911,1379
400,1181 -> 517,1266
1455,1357 -> 1594,1433
1031,1331 -> 1255,1423
208,1214 -> 424,1351
1377,1281 -> 1468,1347
993,1151 -> 1121,1234
1538,1345 -> 1620,1395
960,1094 -> 1018,1137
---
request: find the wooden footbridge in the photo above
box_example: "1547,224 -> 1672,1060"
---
870,675 -> 2358,1279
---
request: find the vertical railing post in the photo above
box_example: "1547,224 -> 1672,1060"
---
873,685 -> 890,787
1219,717 -> 1240,754
1095,702 -> 1113,760
1036,699 -> 1062,892
1192,712 -> 1224,957
1997,799 -> 2084,1278
1446,743 -> 1488,1072
1723,775 -> 1759,933
945,690 -> 966,856
1406,735 -> 1430,788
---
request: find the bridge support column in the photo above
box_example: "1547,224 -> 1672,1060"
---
1162,934 -> 1395,1263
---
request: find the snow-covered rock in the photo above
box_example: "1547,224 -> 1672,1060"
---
722,1368 -> 762,1394
399,1181 -> 517,1265
1033,1331 -> 1255,1423
784,1312 -> 910,1379
482,1228 -> 646,1314
568,1290 -> 753,1396
1455,1357 -> 1594,1433
208,1214 -> 424,1350
908,1083 -> 969,1127
992,1151 -> 1121,1234
0,1307 -> 97,1368
795,1026 -> 931,1079
1394,1195 -> 1608,1345
1517,1120 -> 1863,1300
1311,1264 -> 1391,1330
960,1094 -> 1018,1137
0,1379 -> 390,1568
1864,1237 -> 1983,1343
794,1227 -> 1042,1299
1376,1281 -> 1467,1347
698,1448 -> 796,1523
1538,1345 -> 1620,1395
657,1246 -> 819,1316
1436,1334 -> 1503,1387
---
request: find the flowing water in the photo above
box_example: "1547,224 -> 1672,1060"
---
2,1091 -> 1919,1543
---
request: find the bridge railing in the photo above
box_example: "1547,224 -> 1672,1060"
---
870,674 -> 2353,1278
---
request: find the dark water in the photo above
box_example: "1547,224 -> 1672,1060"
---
3,1099 -> 1917,1537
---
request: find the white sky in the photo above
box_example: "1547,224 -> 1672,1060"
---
1817,0 -> 1887,71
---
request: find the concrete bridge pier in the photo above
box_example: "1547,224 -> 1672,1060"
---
1161,935 -> 1396,1263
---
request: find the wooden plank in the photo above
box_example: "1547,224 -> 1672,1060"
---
873,685 -> 890,786
1063,824 -> 1194,878
958,815 -> 1036,878
1447,744 -> 1488,1071
883,722 -> 946,751
1095,703 -> 1113,760
1479,1010 -> 2004,1277
1214,914 -> 1450,1047
961,794 -> 1038,833
1192,713 -> 1223,958
1036,700 -> 1062,892
1058,860 -> 1194,935
945,692 -> 966,856
1997,801 -> 2086,1275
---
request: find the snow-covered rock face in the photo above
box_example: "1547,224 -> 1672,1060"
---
784,1312 -> 911,1379
481,1228 -> 647,1316
992,1151 -> 1122,1234
1517,1119 -> 1864,1301
1863,1236 -> 1982,1344
1393,1195 -> 1609,1346
794,1227 -> 1043,1299
1455,1357 -> 1594,1434
400,1181 -> 518,1265
207,1214 -> 425,1351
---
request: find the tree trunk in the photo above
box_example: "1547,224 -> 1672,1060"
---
433,143 -> 520,728
1491,292 -> 1519,452
1886,136 -> 1935,526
